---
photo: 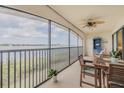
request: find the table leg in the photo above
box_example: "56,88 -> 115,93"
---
98,69 -> 102,88
95,68 -> 97,88
95,68 -> 102,88
102,70 -> 106,88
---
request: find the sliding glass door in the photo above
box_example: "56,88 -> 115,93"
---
117,30 -> 123,59
112,28 -> 124,60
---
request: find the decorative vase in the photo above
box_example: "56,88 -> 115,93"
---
111,57 -> 118,63
53,75 -> 57,82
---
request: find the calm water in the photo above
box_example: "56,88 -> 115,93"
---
0,45 -> 48,50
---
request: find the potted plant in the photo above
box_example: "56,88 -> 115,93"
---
110,50 -> 121,63
48,69 -> 58,82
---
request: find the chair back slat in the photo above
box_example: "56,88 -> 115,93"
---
93,54 -> 104,64
78,55 -> 84,66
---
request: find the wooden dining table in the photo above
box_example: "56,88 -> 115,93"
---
83,56 -> 124,88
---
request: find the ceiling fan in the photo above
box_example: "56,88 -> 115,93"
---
81,17 -> 105,29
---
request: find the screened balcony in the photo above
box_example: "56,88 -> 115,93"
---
0,6 -> 83,88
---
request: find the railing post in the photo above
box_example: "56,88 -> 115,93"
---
32,51 -> 34,87
24,51 -> 27,88
77,34 -> 79,57
0,52 -> 2,88
36,50 -> 38,85
69,29 -> 71,65
29,50 -> 31,88
19,51 -> 22,88
48,20 -> 51,69
14,52 -> 16,88
8,52 -> 10,88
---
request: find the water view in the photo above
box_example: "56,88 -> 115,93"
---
0,7 -> 83,88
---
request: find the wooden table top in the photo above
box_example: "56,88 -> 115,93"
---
83,56 -> 124,68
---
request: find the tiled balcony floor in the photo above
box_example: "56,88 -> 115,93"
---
39,61 -> 94,88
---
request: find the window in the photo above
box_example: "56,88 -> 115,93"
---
70,31 -> 78,63
51,22 -> 69,48
117,30 -> 123,59
0,9 -> 49,50
70,31 -> 78,47
78,37 -> 83,55
117,30 -> 122,51
112,28 -> 124,60
78,37 -> 83,46
0,7 -> 49,88
51,22 -> 69,71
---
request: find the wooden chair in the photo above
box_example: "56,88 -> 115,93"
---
107,64 -> 124,88
78,55 -> 99,87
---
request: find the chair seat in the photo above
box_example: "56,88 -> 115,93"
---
82,66 -> 95,74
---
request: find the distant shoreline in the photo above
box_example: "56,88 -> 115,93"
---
0,44 -> 62,46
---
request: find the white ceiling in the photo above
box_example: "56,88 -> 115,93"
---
50,5 -> 124,34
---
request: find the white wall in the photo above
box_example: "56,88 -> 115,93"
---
85,31 -> 112,56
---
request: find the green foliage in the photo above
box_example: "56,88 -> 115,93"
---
48,69 -> 57,78
110,50 -> 121,58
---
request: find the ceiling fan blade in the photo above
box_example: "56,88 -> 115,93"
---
95,21 -> 105,24
82,25 -> 88,28
90,16 -> 105,20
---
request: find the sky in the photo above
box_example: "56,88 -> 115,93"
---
0,11 -> 81,47
0,13 -> 49,44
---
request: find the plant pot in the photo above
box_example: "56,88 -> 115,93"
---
111,57 -> 118,63
53,75 -> 57,82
